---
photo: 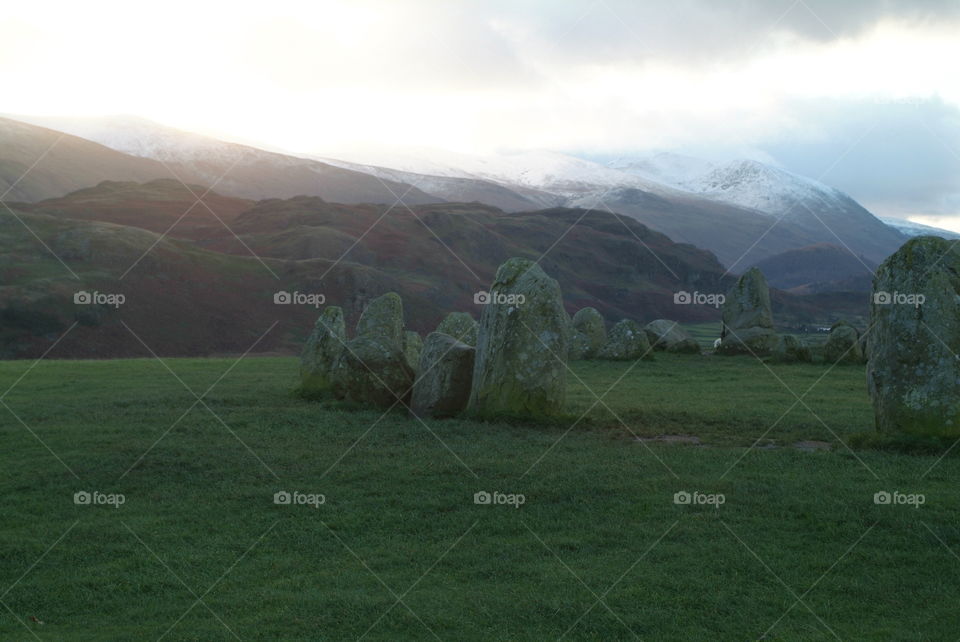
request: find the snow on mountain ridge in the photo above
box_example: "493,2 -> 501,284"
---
607,152 -> 717,190
686,159 -> 847,218
879,216 -> 960,240
316,147 -> 674,197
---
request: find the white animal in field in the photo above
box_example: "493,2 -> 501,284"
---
713,338 -> 722,349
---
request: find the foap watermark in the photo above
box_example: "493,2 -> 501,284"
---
74,490 -> 125,508
674,490 -> 725,508
673,291 -> 724,308
474,291 -> 525,306
74,291 -> 125,308
274,490 -> 325,508
274,291 -> 326,307
874,490 -> 925,508
474,490 -> 525,508
874,291 -> 925,308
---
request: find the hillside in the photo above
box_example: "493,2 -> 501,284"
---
3,181 -> 731,358
19,179 -> 255,239
687,160 -> 907,265
750,244 -> 878,293
0,118 -> 170,202
1,116 -> 442,205
4,179 -> 873,357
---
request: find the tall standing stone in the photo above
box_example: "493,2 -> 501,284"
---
469,258 -> 568,418
717,268 -> 779,355
331,292 -> 414,407
436,311 -> 479,346
569,307 -> 606,360
868,237 -> 960,435
722,268 -> 774,332
300,306 -> 346,396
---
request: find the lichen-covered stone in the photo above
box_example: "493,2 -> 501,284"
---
568,307 -> 606,360
868,236 -> 960,435
716,327 -> 780,356
823,321 -> 864,365
770,334 -> 812,363
597,319 -> 653,361
718,268 -> 777,356
403,330 -> 423,372
722,267 -> 774,332
331,292 -> 413,407
644,319 -> 701,354
436,311 -> 478,346
411,332 -> 475,418
468,258 -> 568,418
299,306 -> 346,395
356,292 -> 404,346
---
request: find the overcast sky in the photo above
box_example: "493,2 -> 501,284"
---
2,0 -> 959,225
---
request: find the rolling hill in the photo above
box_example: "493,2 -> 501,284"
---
1,116 -> 442,205
749,244 -> 877,293
0,117 -> 170,202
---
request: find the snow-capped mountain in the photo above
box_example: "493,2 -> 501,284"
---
607,152 -> 716,190
4,114 -> 440,204
315,147 -> 675,197
879,216 -> 960,240
4,112 -> 911,271
684,159 -> 851,220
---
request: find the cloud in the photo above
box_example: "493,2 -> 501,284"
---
484,0 -> 960,66
761,98 -> 960,218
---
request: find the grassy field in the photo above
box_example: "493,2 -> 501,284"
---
2,354 -> 959,640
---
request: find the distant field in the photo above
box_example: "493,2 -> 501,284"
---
2,355 -> 957,640
683,321 -> 834,351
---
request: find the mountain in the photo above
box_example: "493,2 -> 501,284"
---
749,244 -> 877,293
3,115 -> 442,205
4,114 -> 908,282
315,146 -> 673,197
317,146 -> 907,271
879,216 -> 960,240
0,117 -> 170,202
314,158 -> 562,212
683,160 -> 908,264
607,152 -> 716,189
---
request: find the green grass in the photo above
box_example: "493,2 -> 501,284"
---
2,355 -> 959,640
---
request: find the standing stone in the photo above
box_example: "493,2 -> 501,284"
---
468,258 -> 568,418
436,311 -> 479,346
822,321 -> 864,365
300,306 -> 346,396
868,237 -> 960,435
717,268 -> 778,355
403,330 -> 423,372
644,319 -> 701,354
770,334 -> 812,363
355,292 -> 404,345
568,307 -> 606,360
410,332 -> 475,418
331,292 -> 414,407
722,268 -> 774,332
597,319 -> 653,361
